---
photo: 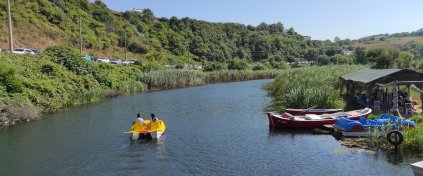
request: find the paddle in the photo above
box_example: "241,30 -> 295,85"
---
297,105 -> 317,116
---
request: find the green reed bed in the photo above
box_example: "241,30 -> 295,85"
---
205,70 -> 282,83
137,70 -> 206,90
266,65 -> 363,110
138,69 -> 283,90
399,115 -> 423,152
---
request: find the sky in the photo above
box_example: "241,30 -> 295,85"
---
97,0 -> 423,40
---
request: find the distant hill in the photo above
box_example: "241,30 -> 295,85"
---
353,28 -> 423,49
354,36 -> 423,49
0,0 -> 319,64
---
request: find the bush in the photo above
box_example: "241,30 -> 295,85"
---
228,58 -> 250,70
253,63 -> 269,71
204,61 -> 227,72
0,64 -> 23,93
141,61 -> 162,72
44,46 -> 93,75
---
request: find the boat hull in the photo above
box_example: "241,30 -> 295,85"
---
411,161 -> 423,176
286,108 -> 342,115
267,108 -> 370,129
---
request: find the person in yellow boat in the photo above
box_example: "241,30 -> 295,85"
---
135,113 -> 145,125
151,113 -> 158,122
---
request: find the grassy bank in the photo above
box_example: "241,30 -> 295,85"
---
0,47 -> 147,126
138,70 -> 283,90
266,65 -> 364,110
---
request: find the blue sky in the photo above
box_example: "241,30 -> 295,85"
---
98,0 -> 423,40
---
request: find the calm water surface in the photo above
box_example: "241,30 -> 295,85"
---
0,80 -> 420,175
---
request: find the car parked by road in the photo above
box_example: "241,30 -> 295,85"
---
96,57 -> 110,63
110,60 -> 123,64
32,49 -> 42,55
13,48 -> 35,54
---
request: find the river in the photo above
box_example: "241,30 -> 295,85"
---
0,79 -> 420,175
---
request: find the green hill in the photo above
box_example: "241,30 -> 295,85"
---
0,0 -> 321,65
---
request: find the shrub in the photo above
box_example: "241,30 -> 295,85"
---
0,64 -> 24,93
204,61 -> 227,72
44,46 -> 93,75
228,58 -> 250,70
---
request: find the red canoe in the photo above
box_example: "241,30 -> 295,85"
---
267,108 -> 372,129
285,108 -> 342,115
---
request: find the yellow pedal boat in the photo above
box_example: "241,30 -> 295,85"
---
126,120 -> 166,141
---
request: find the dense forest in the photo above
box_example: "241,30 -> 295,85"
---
0,0 -> 357,69
1,0 -> 422,70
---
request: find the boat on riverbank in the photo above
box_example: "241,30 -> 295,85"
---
267,108 -> 372,128
333,114 -> 416,137
412,161 -> 423,176
126,120 -> 166,140
286,108 -> 342,115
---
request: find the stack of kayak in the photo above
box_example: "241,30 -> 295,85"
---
334,114 -> 416,137
267,108 -> 372,128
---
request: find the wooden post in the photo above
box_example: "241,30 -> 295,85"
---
391,81 -> 401,117
79,16 -> 83,55
124,31 -> 127,61
6,0 -> 13,52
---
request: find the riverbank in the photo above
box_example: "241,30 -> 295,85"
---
266,65 -> 364,111
0,47 -> 282,127
265,65 -> 423,153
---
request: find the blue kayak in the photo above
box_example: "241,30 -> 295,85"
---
334,114 -> 416,137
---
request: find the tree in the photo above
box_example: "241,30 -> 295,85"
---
318,55 -> 330,65
397,51 -> 414,68
354,46 -> 368,64
367,47 -> 400,69
228,58 -> 250,70
334,36 -> 341,43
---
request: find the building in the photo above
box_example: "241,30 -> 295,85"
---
341,69 -> 423,115
301,36 -> 312,41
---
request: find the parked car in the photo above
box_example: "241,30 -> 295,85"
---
32,49 -> 42,55
122,60 -> 132,65
110,60 -> 123,64
13,48 -> 35,55
24,49 -> 35,55
82,55 -> 92,62
97,57 -> 110,63
12,48 -> 26,54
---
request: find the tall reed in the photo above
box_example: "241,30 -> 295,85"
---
138,69 -> 283,90
266,65 -> 363,109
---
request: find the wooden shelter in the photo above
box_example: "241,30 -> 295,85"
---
340,68 -> 423,115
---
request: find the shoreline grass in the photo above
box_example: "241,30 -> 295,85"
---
266,65 -> 363,111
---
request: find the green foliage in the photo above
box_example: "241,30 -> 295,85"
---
141,61 -> 163,72
228,58 -> 250,70
354,46 -> 368,64
397,51 -> 414,68
0,64 -> 24,93
137,69 -> 281,90
267,65 -> 364,109
44,46 -> 93,75
253,63 -> 270,70
204,61 -> 228,72
1,0 -> 350,67
367,47 -> 400,69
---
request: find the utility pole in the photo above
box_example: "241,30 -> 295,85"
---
79,16 -> 83,55
6,0 -> 13,52
124,31 -> 127,60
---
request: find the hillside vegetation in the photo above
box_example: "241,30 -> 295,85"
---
0,0 -> 327,66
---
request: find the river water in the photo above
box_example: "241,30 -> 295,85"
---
0,79 -> 420,175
